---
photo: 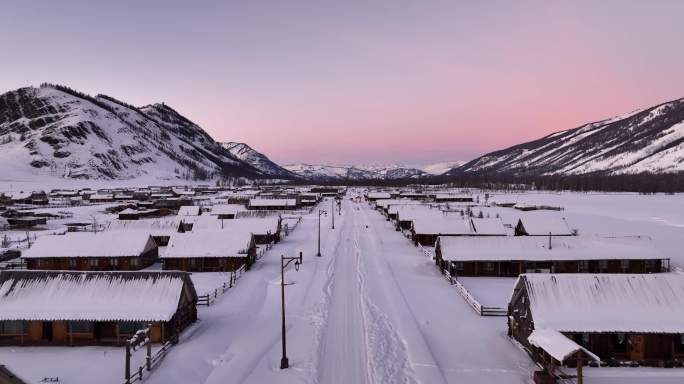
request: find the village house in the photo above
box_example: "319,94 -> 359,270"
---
433,193 -> 474,203
247,198 -> 298,211
410,213 -> 473,246
190,216 -> 281,244
435,235 -> 668,277
515,216 -> 575,236
22,232 -> 158,271
208,204 -> 241,219
0,270 -> 197,346
508,273 -> 684,379
178,205 -> 201,217
365,192 -> 391,202
162,230 -> 257,272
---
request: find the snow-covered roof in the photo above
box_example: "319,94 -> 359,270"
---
0,271 -> 195,322
528,329 -> 600,363
366,192 -> 391,199
395,205 -> 437,221
470,218 -> 506,235
118,208 -> 140,215
178,206 -> 201,216
106,217 -> 182,236
375,199 -> 420,209
22,232 -> 155,258
437,236 -> 661,262
209,204 -> 242,216
517,215 -> 573,236
518,273 -> 684,333
412,214 -> 472,235
163,230 -> 253,258
191,216 -> 279,235
248,198 -> 297,207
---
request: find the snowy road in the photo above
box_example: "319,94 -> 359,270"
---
154,196 -> 534,384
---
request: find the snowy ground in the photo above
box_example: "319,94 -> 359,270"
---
458,277 -> 517,308
3,191 -> 684,383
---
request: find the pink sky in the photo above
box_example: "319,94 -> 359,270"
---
1,1 -> 683,164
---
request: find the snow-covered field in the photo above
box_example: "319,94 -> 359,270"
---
2,191 -> 684,383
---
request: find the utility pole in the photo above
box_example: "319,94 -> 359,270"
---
317,209 -> 326,256
331,199 -> 335,229
280,252 -> 302,369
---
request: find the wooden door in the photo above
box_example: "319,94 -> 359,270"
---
630,334 -> 645,361
42,322 -> 53,342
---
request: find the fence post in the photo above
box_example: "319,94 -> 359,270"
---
139,366 -> 143,381
146,324 -> 152,371
125,343 -> 131,382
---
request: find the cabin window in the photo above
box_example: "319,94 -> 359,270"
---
89,258 -> 98,267
611,333 -> 627,352
119,322 -> 146,334
675,334 -> 684,354
0,320 -> 26,334
110,258 -> 119,266
189,259 -> 197,266
69,259 -> 77,267
69,321 -> 94,333
482,262 -> 496,273
130,258 -> 139,267
579,260 -> 589,272
645,259 -> 657,270
621,260 -> 630,270
599,260 -> 608,270
574,333 -> 590,348
453,262 -> 464,271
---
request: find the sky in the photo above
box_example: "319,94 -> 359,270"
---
1,1 -> 684,165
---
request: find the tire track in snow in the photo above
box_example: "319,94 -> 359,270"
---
351,206 -> 419,384
357,205 -> 450,384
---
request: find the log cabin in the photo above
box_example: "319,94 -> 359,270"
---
162,230 -> 257,272
190,216 -> 281,244
508,273 -> 684,372
0,270 -> 197,346
22,232 -> 158,271
410,213 -> 473,246
515,216 -> 574,236
435,235 -> 668,277
247,198 -> 298,211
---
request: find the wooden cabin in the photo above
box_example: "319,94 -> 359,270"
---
0,270 -> 197,346
190,216 -> 281,244
435,236 -> 668,277
433,193 -> 473,203
247,198 -> 298,211
162,230 -> 257,272
410,214 -> 473,246
365,192 -> 391,202
508,273 -> 684,372
22,232 -> 158,271
209,204 -> 241,219
515,216 -> 574,236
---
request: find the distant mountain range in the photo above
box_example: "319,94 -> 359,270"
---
0,84 -> 289,181
222,142 -> 295,178
2,83 -> 682,183
448,97 -> 684,176
283,162 -> 464,180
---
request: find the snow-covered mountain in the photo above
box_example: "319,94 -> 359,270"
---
221,142 -> 295,178
0,84 -> 268,181
420,161 -> 466,175
450,97 -> 684,176
284,164 -> 430,180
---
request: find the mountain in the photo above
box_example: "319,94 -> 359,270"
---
0,84 -> 267,181
450,97 -> 684,176
222,142 -> 295,178
420,161 -> 466,175
284,164 -> 430,180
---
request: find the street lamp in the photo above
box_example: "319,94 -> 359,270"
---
331,199 -> 335,230
280,252 -> 303,369
317,209 -> 327,257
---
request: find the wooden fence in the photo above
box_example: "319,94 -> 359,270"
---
197,266 -> 246,306
122,326 -> 177,384
439,268 -> 507,317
